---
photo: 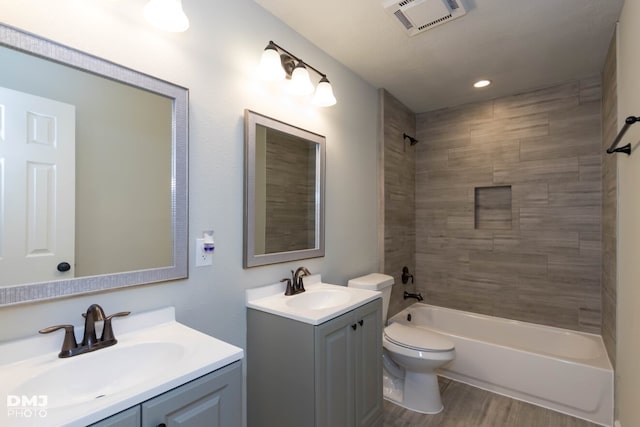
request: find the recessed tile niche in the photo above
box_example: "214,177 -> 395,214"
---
474,186 -> 512,230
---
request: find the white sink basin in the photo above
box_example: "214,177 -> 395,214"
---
246,275 -> 381,325
285,288 -> 351,311
12,342 -> 184,410
0,307 -> 243,427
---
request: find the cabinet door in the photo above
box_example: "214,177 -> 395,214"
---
355,300 -> 383,427
90,406 -> 140,427
247,309 -> 315,427
315,310 -> 356,427
142,361 -> 242,427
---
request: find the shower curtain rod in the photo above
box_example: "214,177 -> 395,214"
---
606,115 -> 640,155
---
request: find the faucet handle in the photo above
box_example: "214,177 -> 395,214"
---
282,278 -> 295,296
300,267 -> 310,292
106,311 -> 131,320
39,324 -> 78,357
101,311 -> 131,342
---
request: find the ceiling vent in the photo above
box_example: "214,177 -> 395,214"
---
383,0 -> 467,36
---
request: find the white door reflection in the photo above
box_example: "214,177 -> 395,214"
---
0,87 -> 75,285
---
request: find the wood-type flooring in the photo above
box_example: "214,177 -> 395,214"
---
382,378 -> 600,427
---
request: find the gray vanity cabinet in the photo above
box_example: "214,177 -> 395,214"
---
90,407 -> 140,427
142,361 -> 242,427
247,298 -> 382,427
90,361 -> 242,427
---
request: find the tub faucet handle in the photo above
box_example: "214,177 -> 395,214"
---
402,266 -> 414,284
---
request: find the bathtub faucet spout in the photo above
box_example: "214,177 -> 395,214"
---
403,291 -> 423,301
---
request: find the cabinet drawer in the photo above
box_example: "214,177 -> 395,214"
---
142,361 -> 242,427
89,406 -> 141,427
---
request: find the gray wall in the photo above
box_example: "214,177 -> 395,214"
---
414,78 -> 603,333
615,2 -> 640,422
0,0 -> 380,360
380,89 -> 417,320
601,30 -> 617,367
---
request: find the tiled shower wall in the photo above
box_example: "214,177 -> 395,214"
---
414,79 -> 603,333
601,31 -> 617,365
380,89 -> 417,319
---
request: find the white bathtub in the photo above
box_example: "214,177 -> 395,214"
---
388,303 -> 614,426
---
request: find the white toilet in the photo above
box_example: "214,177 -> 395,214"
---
348,273 -> 455,414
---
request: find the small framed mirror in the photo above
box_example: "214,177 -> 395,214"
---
244,110 -> 325,268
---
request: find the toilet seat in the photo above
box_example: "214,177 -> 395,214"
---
384,323 -> 454,352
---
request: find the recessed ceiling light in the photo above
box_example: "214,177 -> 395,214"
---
473,79 -> 492,88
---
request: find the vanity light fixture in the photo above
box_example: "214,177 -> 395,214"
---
258,40 -> 337,107
313,76 -> 337,107
473,79 -> 492,88
259,42 -> 286,81
144,0 -> 190,32
289,62 -> 315,96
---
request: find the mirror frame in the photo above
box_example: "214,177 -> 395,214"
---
244,110 -> 325,268
0,23 -> 188,306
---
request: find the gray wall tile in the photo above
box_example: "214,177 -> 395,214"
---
601,31 -> 617,366
380,90 -> 417,320
415,77 -> 603,332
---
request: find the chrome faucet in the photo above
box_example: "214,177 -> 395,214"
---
39,304 -> 130,358
293,266 -> 310,293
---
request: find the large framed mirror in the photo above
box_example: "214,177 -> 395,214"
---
0,23 -> 188,305
244,110 -> 325,268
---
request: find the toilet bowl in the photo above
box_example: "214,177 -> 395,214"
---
348,273 -> 455,415
382,322 -> 455,413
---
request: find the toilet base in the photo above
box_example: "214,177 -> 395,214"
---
382,369 -> 444,414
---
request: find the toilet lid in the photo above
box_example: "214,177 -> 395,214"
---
384,322 -> 454,352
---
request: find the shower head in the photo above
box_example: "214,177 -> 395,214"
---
403,132 -> 419,146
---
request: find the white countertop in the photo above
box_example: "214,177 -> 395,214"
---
246,275 -> 381,325
0,307 -> 243,427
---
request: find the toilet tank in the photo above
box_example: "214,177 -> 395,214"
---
348,273 -> 395,324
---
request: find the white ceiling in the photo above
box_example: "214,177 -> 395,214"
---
254,0 -> 624,113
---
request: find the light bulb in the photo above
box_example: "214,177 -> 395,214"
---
312,76 -> 337,107
144,0 -> 190,33
473,79 -> 491,88
258,43 -> 285,81
288,62 -> 314,96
